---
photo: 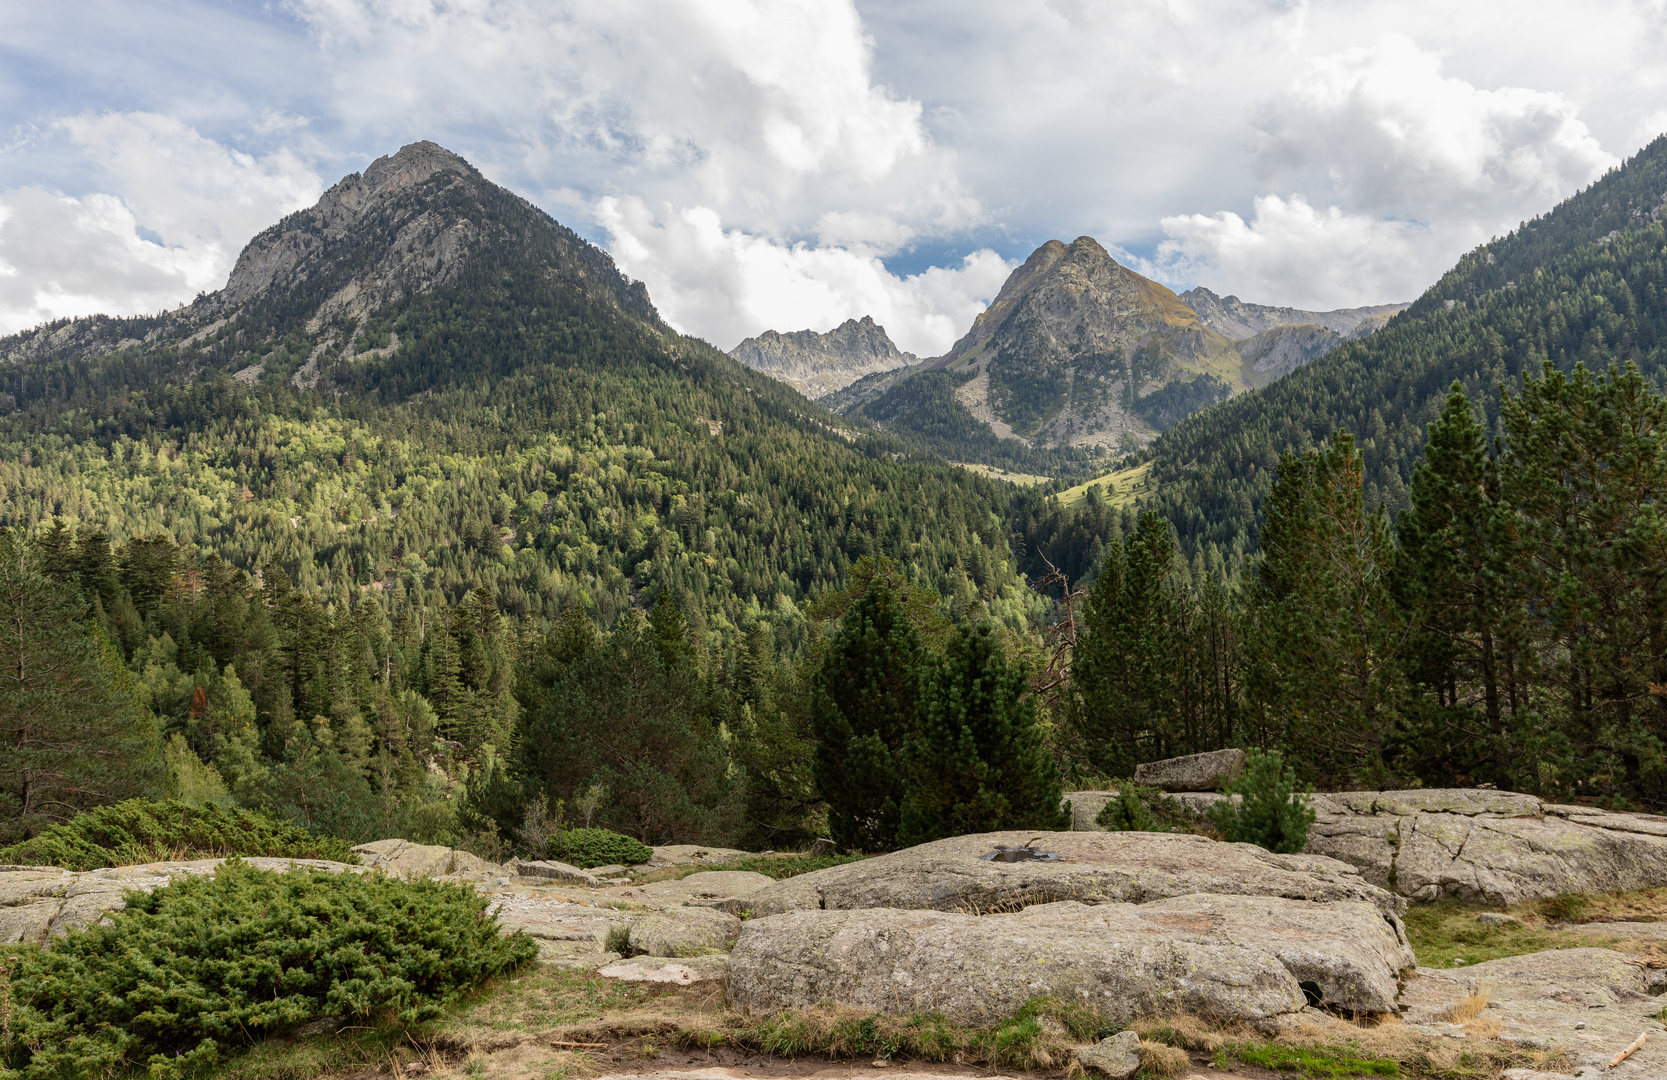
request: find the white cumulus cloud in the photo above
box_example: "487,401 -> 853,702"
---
0,112 -> 321,334
598,195 -> 1010,356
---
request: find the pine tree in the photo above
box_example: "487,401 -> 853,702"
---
1245,432 -> 1406,785
1393,384 -> 1525,785
0,529 -> 162,841
809,578 -> 922,852
899,622 -> 1068,845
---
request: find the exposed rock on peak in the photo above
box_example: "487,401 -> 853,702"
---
729,315 -> 917,400
0,141 -> 661,377
1179,286 -> 1408,340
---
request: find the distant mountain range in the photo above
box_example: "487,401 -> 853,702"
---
730,316 -> 918,399
731,239 -> 1408,451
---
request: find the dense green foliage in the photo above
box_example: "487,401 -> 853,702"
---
0,860 -> 535,1079
899,623 -> 1069,844
545,827 -> 653,868
1205,749 -> 1315,854
853,369 -> 1094,474
809,576 -> 925,852
0,798 -> 355,870
1148,134 -> 1667,561
1095,785 -> 1157,832
0,529 -> 161,842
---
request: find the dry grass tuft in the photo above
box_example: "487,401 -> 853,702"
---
1443,985 -> 1491,1023
1138,1039 -> 1191,1076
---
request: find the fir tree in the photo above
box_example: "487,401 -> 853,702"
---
808,577 -> 922,852
899,622 -> 1068,845
0,528 -> 162,841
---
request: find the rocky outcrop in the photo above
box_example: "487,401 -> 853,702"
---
507,858 -> 600,887
1134,748 -> 1245,792
629,906 -> 741,957
1399,949 -> 1667,1073
1232,323 -> 1345,381
730,317 -> 916,399
745,830 -> 1400,917
598,953 -> 730,985
1304,790 -> 1667,904
729,891 -> 1410,1026
352,838 -> 504,882
1178,286 -> 1408,339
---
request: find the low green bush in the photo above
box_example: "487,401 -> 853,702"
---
546,827 -> 653,868
0,859 -> 536,1078
0,799 -> 357,871
1206,749 -> 1315,854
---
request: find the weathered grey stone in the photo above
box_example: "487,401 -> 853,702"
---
746,830 -> 1401,918
629,906 -> 740,957
1077,1031 -> 1142,1078
1134,749 -> 1246,792
649,844 -> 750,867
351,839 -> 503,881
1477,913 -> 1520,926
1303,790 -> 1667,904
1063,791 -> 1117,831
727,904 -> 1308,1027
599,952 -> 730,985
509,859 -> 600,887
641,870 -> 775,907
1398,949 -> 1667,1074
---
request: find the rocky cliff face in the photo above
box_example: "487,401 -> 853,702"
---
1179,286 -> 1408,339
729,316 -> 916,400
935,237 -> 1239,449
1233,322 -> 1345,383
0,141 -> 660,378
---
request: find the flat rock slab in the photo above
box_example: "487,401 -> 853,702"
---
1398,949 -> 1667,1075
729,903 -> 1313,1027
1305,789 -> 1667,904
1135,749 -> 1246,792
636,870 -> 776,907
599,952 -> 729,985
745,830 -> 1401,917
509,859 -> 599,887
649,845 -> 750,868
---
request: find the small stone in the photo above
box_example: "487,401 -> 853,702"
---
1078,1031 -> 1142,1079
1574,1021 -> 1585,1029
597,953 -> 728,985
1477,912 -> 1520,927
810,837 -> 837,858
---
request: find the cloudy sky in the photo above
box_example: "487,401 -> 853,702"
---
3,1 -> 1665,355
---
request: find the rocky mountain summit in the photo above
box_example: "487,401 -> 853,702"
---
0,141 -> 661,386
815,238 -> 1409,454
729,315 -> 917,399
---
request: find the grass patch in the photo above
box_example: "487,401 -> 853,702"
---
1401,901 -> 1634,968
1220,1041 -> 1399,1077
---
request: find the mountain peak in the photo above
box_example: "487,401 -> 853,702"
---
731,316 -> 917,400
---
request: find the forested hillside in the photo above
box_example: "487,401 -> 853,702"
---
0,143 -> 1060,848
1148,133 -> 1667,558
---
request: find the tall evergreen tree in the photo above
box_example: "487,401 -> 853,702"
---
0,529 -> 162,842
809,577 -> 922,852
1393,384 -> 1526,786
1246,432 -> 1406,784
900,622 -> 1068,845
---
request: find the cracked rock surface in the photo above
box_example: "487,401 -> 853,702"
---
746,830 -> 1402,917
1303,789 -> 1667,904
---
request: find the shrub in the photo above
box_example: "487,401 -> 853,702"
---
546,827 -> 653,868
0,859 -> 536,1078
1206,749 -> 1315,854
1097,786 -> 1157,831
723,852 -> 869,879
0,798 -> 357,871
